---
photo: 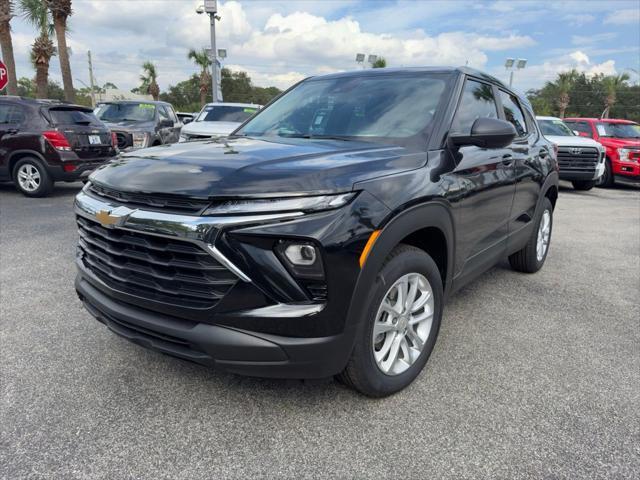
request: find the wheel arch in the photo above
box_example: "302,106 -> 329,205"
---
346,201 -> 455,331
7,150 -> 49,179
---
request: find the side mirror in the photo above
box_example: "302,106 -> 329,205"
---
183,117 -> 193,124
159,119 -> 173,128
449,117 -> 517,149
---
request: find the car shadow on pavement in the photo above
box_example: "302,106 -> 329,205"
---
0,181 -> 84,199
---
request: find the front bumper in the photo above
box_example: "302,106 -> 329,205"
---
76,268 -> 354,378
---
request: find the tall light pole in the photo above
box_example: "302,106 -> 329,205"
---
505,58 -> 527,88
197,1 -> 220,103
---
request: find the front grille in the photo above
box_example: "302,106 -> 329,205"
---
77,216 -> 237,308
114,131 -> 131,149
558,146 -> 600,172
88,183 -> 210,213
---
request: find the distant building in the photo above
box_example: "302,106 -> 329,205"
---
96,88 -> 153,102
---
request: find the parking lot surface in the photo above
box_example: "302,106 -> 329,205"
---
1,181 -> 639,479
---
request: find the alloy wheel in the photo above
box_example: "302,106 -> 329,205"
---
372,273 -> 434,376
17,164 -> 41,192
536,209 -> 551,261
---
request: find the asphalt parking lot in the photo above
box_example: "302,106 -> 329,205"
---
1,181 -> 639,479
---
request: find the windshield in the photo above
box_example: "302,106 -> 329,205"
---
238,74 -> 449,140
539,119 -> 574,136
197,105 -> 259,123
596,122 -> 640,138
95,103 -> 156,122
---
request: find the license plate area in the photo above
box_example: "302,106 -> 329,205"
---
88,135 -> 102,145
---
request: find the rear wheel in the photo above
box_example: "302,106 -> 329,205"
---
596,159 -> 614,187
571,180 -> 596,191
509,197 -> 553,273
337,245 -> 443,397
12,158 -> 54,197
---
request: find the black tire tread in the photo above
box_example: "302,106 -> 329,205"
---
508,197 -> 553,273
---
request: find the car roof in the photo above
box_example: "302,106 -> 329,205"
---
564,117 -> 637,124
310,66 -> 509,88
98,100 -> 170,106
201,102 -> 262,108
0,96 -> 92,110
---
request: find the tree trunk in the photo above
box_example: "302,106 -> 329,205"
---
53,16 -> 74,102
0,20 -> 18,95
35,61 -> 49,98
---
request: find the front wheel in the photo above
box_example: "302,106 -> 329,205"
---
509,197 -> 553,273
337,245 -> 443,397
572,180 -> 596,191
596,159 -> 614,188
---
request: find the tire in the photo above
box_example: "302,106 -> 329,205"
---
571,180 -> 596,191
509,197 -> 553,273
12,157 -> 54,197
337,245 -> 443,397
596,158 -> 614,188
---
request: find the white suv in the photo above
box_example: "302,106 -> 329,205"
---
537,116 -> 605,191
179,102 -> 261,142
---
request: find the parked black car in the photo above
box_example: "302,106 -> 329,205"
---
94,100 -> 182,151
0,97 -> 117,197
75,67 -> 559,396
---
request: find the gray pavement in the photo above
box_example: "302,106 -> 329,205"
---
1,181 -> 639,479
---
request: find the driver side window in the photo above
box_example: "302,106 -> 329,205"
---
158,105 -> 171,123
451,79 -> 498,135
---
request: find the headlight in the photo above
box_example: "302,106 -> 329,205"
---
202,193 -> 356,216
132,132 -> 149,149
618,148 -> 631,162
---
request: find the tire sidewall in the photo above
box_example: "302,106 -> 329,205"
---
353,247 -> 443,396
12,158 -> 52,197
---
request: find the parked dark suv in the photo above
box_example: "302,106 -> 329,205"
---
94,100 -> 182,151
0,97 -> 117,197
75,67 -> 559,396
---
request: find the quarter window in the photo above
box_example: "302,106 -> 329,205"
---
498,91 -> 528,137
451,79 -> 498,135
0,104 -> 25,124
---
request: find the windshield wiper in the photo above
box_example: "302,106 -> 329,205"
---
279,133 -> 355,141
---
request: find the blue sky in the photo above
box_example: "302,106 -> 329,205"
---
7,0 -> 640,94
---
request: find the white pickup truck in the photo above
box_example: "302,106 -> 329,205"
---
537,116 -> 605,191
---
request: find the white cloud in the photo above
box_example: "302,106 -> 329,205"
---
604,8 -> 640,25
571,32 -> 617,45
564,14 -> 596,26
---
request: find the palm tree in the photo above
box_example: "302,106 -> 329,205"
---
19,0 -> 55,99
45,0 -> 73,102
372,57 -> 387,68
0,0 -> 19,95
601,73 -> 630,118
551,70 -> 578,118
188,48 -> 211,107
140,61 -> 159,100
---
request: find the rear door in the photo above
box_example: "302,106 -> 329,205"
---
446,78 -> 516,279
0,102 -> 27,177
46,107 -> 113,160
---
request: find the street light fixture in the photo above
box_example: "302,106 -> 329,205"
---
505,58 -> 527,88
218,49 -> 227,59
196,0 -> 221,102
367,55 -> 378,65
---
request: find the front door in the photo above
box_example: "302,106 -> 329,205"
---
444,78 -> 516,279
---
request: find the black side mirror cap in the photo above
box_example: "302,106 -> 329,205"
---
449,117 -> 517,149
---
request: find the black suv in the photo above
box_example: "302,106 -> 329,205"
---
94,101 -> 182,151
0,97 -> 117,197
74,67 -> 559,397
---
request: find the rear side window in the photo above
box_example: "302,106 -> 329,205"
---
498,91 -> 528,137
48,108 -> 100,126
565,121 -> 593,137
451,79 -> 498,135
0,104 -> 26,124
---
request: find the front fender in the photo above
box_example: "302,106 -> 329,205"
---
345,200 -> 455,333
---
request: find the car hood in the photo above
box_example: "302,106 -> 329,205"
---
182,121 -> 240,136
597,137 -> 640,148
103,120 -> 155,133
90,136 -> 423,198
545,135 -> 603,149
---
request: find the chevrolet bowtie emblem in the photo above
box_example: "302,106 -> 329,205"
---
95,206 -> 135,228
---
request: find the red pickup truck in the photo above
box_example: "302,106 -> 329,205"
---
563,118 -> 640,187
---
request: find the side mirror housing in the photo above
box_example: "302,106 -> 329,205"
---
449,117 -> 517,149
